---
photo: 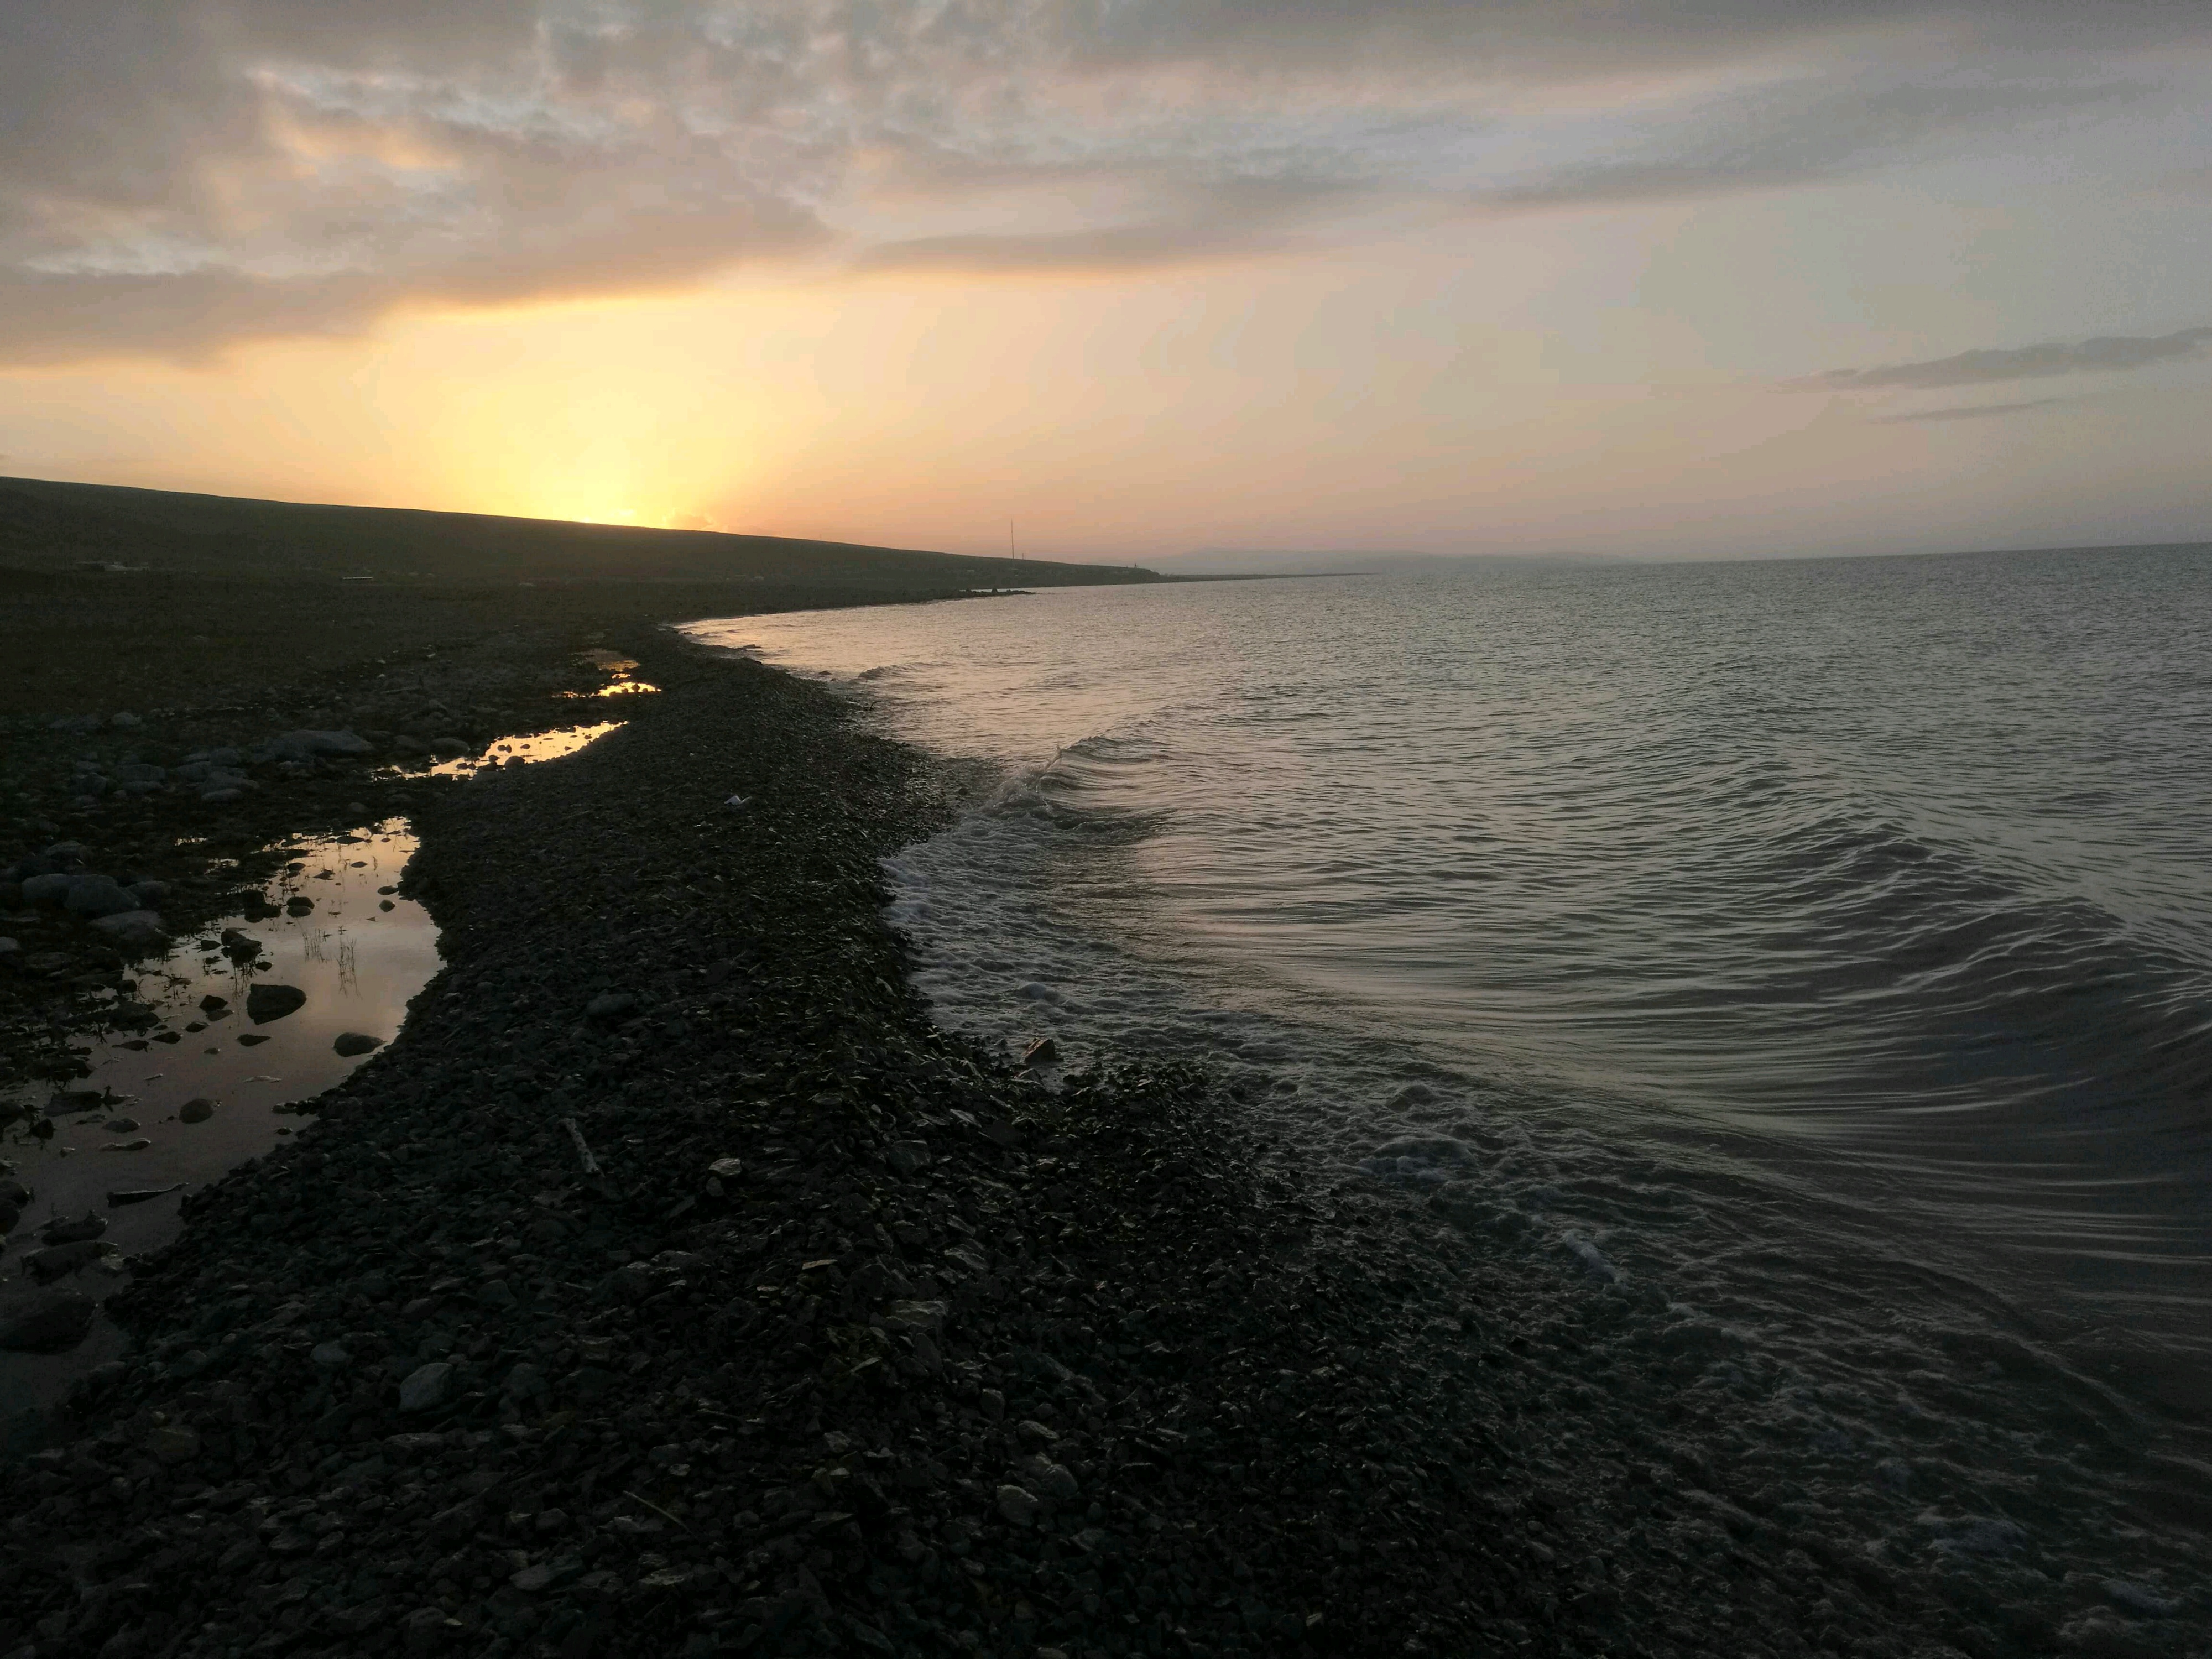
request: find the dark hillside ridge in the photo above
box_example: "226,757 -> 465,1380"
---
0,476 -> 1162,591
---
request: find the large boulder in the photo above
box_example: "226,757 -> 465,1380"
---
64,874 -> 140,918
21,871 -> 73,906
268,729 -> 372,761
246,983 -> 307,1024
0,1291 -> 97,1353
88,910 -> 167,951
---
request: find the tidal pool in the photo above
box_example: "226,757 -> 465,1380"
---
0,823 -> 436,1418
1,716 -> 628,1423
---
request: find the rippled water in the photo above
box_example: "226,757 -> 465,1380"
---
690,548 -> 2212,1557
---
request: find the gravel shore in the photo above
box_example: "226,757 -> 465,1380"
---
3,630 -> 2197,1659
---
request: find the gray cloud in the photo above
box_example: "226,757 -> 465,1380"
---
1871,398 -> 2067,422
2,0 -> 2210,362
1063,0 -> 2212,76
853,175 -> 1365,274
1472,79 -> 2151,212
1803,326 -> 2212,392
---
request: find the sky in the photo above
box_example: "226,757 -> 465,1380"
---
2,0 -> 2210,561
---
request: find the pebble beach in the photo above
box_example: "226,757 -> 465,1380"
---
2,614 -> 2200,1659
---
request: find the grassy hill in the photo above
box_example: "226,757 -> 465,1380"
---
0,476 -> 1161,718
0,475 -> 1159,591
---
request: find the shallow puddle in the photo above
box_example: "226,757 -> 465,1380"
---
419,719 -> 623,778
564,652 -> 659,698
2,716 -> 629,1425
1,823 -> 439,1420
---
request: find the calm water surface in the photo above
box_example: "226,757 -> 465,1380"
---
691,549 -> 2212,1551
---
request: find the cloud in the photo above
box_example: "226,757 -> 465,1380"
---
852,176 -> 1364,274
1801,326 -> 2212,392
1471,79 -> 2152,212
3,0 -> 2211,363
1871,398 -> 2067,422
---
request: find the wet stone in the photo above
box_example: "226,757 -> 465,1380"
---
0,1290 -> 97,1352
245,983 -> 307,1023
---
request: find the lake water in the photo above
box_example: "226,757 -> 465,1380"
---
691,546 -> 2212,1573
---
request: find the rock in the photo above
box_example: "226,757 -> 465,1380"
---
27,1240 -> 111,1280
502,1361 -> 548,1400
431,736 -> 469,758
285,895 -> 315,916
1022,1036 -> 1060,1067
400,1606 -> 460,1651
707,1156 -> 745,1181
333,1031 -> 383,1056
89,910 -> 167,950
147,1425 -> 201,1464
0,1201 -> 18,1235
1014,1452 -> 1080,1501
2104,1580 -> 2181,1619
270,729 -> 372,760
40,1212 -> 107,1245
179,1097 -> 216,1123
21,871 -> 72,905
0,937 -> 19,964
102,1138 -> 152,1152
884,1299 -> 947,1333
236,1032 -> 269,1046
399,1360 -> 455,1412
0,1290 -> 96,1352
246,983 -> 307,1023
586,990 -> 638,1020
886,1139 -> 932,1176
311,1341 -> 353,1369
129,879 -> 171,906
996,1485 -> 1042,1527
106,1184 -> 183,1205
64,874 -> 140,917
105,1117 -> 141,1133
199,993 -> 229,1011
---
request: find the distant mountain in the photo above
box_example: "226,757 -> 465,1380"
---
0,475 -> 1166,593
1151,548 -> 1627,576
